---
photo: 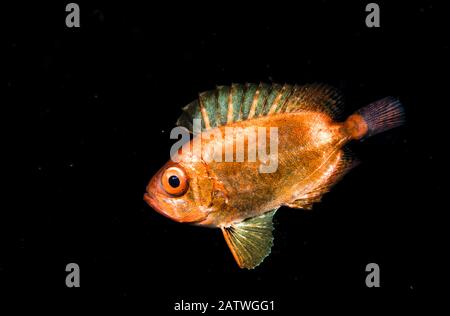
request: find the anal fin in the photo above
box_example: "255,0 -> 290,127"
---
221,209 -> 277,269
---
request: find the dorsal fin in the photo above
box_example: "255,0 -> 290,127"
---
177,83 -> 343,132
221,209 -> 277,269
284,83 -> 343,118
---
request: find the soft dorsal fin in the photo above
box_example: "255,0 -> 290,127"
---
284,83 -> 343,118
177,83 -> 343,132
221,209 -> 277,269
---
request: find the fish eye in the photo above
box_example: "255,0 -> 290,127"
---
161,166 -> 188,196
168,175 -> 180,188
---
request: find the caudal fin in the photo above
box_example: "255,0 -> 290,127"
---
344,97 -> 405,140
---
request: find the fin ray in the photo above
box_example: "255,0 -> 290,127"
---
221,209 -> 277,269
285,83 -> 343,118
177,83 -> 344,132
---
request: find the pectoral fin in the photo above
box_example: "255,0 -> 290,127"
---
221,209 -> 277,269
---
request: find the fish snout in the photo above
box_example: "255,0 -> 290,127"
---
143,191 -> 159,211
144,189 -> 176,220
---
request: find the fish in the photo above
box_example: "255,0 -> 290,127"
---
144,83 -> 405,269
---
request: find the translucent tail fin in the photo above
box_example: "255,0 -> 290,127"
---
345,97 -> 405,140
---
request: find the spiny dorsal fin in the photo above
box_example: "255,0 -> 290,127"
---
221,209 -> 277,269
177,83 -> 343,132
176,99 -> 203,132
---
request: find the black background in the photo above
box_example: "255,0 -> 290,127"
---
5,0 -> 448,312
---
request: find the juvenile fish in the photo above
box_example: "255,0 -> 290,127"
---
144,83 -> 404,269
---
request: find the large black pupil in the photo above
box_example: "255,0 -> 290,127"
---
168,175 -> 180,188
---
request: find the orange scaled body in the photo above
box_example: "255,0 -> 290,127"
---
144,83 -> 404,269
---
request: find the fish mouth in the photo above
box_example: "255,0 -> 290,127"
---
143,191 -> 208,224
144,192 -> 162,213
143,192 -> 153,206
144,191 -> 175,221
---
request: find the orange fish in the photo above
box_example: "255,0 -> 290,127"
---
144,83 -> 404,269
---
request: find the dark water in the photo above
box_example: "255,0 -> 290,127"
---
6,0 -> 447,312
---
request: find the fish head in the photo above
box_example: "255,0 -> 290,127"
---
144,155 -> 215,224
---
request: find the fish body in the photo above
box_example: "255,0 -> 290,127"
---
182,112 -> 344,227
144,83 -> 404,269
